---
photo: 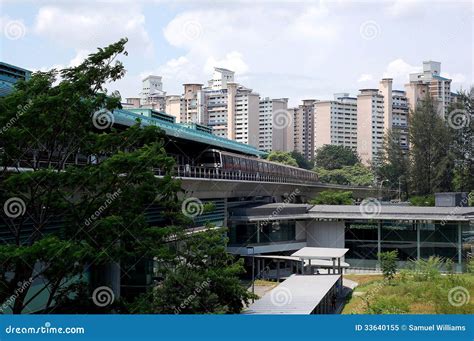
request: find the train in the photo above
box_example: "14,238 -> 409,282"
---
196,149 -> 319,183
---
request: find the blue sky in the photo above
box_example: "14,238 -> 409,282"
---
1,0 -> 472,106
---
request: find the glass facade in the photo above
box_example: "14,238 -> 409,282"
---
228,220 -> 296,246
345,220 -> 471,270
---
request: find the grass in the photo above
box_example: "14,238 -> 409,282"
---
342,272 -> 474,314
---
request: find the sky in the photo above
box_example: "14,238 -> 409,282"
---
1,0 -> 473,107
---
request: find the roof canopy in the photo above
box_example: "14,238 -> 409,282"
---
291,247 -> 349,260
245,274 -> 340,314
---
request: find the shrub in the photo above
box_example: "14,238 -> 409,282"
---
367,296 -> 410,314
409,195 -> 435,206
408,257 -> 443,281
379,251 -> 398,282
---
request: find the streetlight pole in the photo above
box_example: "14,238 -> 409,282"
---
247,246 -> 255,303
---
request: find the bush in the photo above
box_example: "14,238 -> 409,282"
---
367,296 -> 410,314
379,251 -> 398,282
408,257 -> 443,281
310,190 -> 354,205
409,195 -> 435,206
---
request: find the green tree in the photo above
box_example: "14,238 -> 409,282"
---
448,88 -> 474,193
310,191 -> 353,205
314,164 -> 374,186
290,151 -> 314,170
375,129 -> 409,199
408,195 -> 435,206
379,251 -> 398,282
0,39 -> 249,314
315,145 -> 360,170
266,151 -> 298,167
409,96 -> 454,195
130,227 -> 251,314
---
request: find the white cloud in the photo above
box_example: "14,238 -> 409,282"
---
383,58 -> 422,83
159,5 -> 341,101
442,72 -> 466,84
385,0 -> 427,17
34,5 -> 153,56
204,51 -> 249,75
357,73 -> 374,82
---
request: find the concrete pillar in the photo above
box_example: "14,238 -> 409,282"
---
458,222 -> 462,268
417,222 -> 421,260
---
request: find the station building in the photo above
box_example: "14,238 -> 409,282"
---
227,197 -> 474,272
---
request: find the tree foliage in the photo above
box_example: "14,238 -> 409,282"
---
375,129 -> 409,198
0,39 -> 249,314
314,164 -> 374,186
266,151 -> 298,167
448,87 -> 474,193
315,145 -> 360,170
408,95 -> 454,195
129,227 -> 251,314
310,191 -> 354,205
290,151 -> 314,170
378,251 -> 398,282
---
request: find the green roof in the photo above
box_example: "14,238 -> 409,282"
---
113,109 -> 265,157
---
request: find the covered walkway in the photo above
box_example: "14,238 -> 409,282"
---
245,274 -> 341,314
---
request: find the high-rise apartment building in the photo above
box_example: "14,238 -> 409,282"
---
293,100 -> 317,160
357,88 -> 385,165
391,89 -> 409,151
314,93 -> 358,152
259,97 -> 293,152
405,61 -> 452,116
140,75 -> 166,110
356,78 -> 410,165
165,68 -> 260,147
